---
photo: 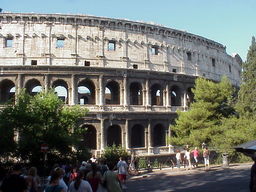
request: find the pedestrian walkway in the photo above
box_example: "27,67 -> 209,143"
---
128,162 -> 252,180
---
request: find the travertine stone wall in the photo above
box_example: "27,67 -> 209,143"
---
0,13 -> 242,155
0,13 -> 241,86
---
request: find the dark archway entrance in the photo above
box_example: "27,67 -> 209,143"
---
153,124 -> 166,147
105,81 -> 120,105
0,79 -> 15,104
170,85 -> 181,106
130,82 -> 143,105
107,125 -> 121,146
82,125 -> 97,150
52,79 -> 69,104
130,124 -> 145,148
25,79 -> 42,96
151,84 -> 163,106
78,79 -> 95,105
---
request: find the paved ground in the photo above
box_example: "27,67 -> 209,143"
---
126,163 -> 252,192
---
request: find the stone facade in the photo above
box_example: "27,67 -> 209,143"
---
0,13 -> 242,156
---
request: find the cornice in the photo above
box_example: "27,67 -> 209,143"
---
0,12 -> 225,51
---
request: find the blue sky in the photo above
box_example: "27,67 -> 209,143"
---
1,0 -> 255,61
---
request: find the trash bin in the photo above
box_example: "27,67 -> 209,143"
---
222,153 -> 229,167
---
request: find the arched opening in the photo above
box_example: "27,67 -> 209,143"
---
52,79 -> 69,104
105,81 -> 120,105
0,79 -> 15,104
25,79 -> 42,96
82,124 -> 97,150
130,124 -> 145,148
187,87 -> 194,107
78,79 -> 95,105
151,84 -> 163,106
153,124 -> 166,147
130,82 -> 143,105
170,85 -> 181,106
107,124 -> 121,146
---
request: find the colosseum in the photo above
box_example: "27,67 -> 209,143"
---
0,13 -> 242,156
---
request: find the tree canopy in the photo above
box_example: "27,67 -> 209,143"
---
237,36 -> 256,117
0,90 -> 89,164
171,76 -> 235,147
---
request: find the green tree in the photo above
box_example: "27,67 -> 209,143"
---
171,76 -> 235,147
237,36 -> 256,117
101,145 -> 129,169
0,90 -> 89,164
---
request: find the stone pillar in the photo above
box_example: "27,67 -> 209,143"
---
164,46 -> 169,72
166,83 -> 170,108
145,126 -> 148,150
163,88 -> 167,106
48,23 -> 53,65
44,74 -> 49,92
183,88 -> 187,111
17,74 -> 23,94
98,75 -> 104,107
70,74 -> 77,105
100,118 -> 105,151
124,119 -> 129,149
123,75 -> 128,107
145,79 -> 151,107
147,120 -> 152,154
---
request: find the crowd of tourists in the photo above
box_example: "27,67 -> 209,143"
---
0,156 -> 129,192
175,147 -> 210,170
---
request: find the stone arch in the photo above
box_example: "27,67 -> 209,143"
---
0,79 -> 15,104
105,80 -> 120,105
153,124 -> 166,147
130,124 -> 145,148
78,79 -> 95,105
107,124 -> 121,146
186,87 -> 194,107
130,82 -> 143,105
151,83 -> 163,106
52,79 -> 69,104
24,79 -> 42,96
82,124 -> 97,150
170,85 -> 182,106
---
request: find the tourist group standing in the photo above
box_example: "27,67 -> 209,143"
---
176,146 -> 210,169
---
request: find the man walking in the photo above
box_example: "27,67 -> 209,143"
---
117,157 -> 128,190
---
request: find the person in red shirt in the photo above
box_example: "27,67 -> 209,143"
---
192,147 -> 199,167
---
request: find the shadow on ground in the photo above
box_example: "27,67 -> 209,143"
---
127,167 -> 250,192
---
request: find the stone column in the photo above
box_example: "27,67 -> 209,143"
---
145,126 -> 148,150
123,75 -> 128,107
17,74 -> 23,94
98,75 -> 104,107
100,118 -> 105,151
163,88 -> 167,106
164,46 -> 169,72
147,120 -> 152,154
97,29 -> 104,57
145,79 -> 151,107
125,119 -> 129,149
166,83 -> 170,108
44,74 -> 49,92
70,74 -> 77,105
48,23 -> 53,65
183,88 -> 187,111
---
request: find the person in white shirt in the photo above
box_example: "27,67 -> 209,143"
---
117,157 -> 128,189
184,149 -> 192,170
176,150 -> 181,168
